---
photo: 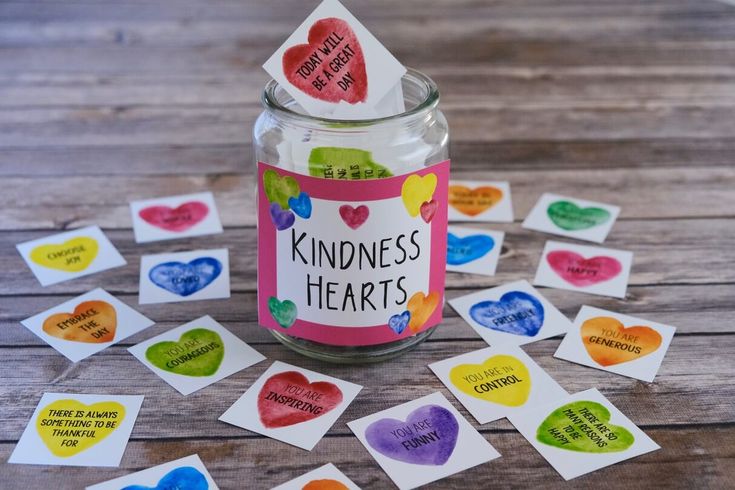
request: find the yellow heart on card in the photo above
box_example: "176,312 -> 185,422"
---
36,399 -> 125,457
449,355 -> 531,406
30,237 -> 99,272
401,173 -> 437,217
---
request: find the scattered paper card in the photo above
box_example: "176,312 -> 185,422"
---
446,226 -> 504,276
534,241 -> 633,298
554,306 -> 676,382
429,345 -> 568,424
129,315 -> 265,395
219,360 -> 362,450
449,280 -> 573,346
9,393 -> 143,467
347,391 -> 500,490
17,226 -> 126,286
86,454 -> 219,490
508,388 -> 659,480
263,0 -> 406,118
139,248 -> 230,304
273,463 -> 360,490
130,192 -> 223,243
448,180 -> 513,223
21,288 -> 154,363
523,193 -> 620,243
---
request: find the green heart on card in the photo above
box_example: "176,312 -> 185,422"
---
308,147 -> 393,180
547,201 -> 611,231
145,328 -> 224,377
268,297 -> 297,328
263,169 -> 301,209
536,400 -> 635,453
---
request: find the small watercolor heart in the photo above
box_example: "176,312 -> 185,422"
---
283,18 -> 367,104
302,479 -> 349,490
288,192 -> 313,219
449,355 -> 531,407
145,328 -> 224,377
407,291 -> 440,333
258,371 -> 343,428
121,466 -> 208,490
270,202 -> 295,231
402,173 -> 437,217
536,400 -> 635,453
138,201 -> 209,232
268,297 -> 298,328
388,311 -> 411,335
446,233 -> 494,265
581,316 -> 662,366
42,300 -> 117,343
149,257 -> 222,297
547,201 -> 610,231
420,199 -> 438,223
365,404 -> 459,465
448,185 -> 503,217
469,291 -> 545,337
547,250 -> 622,287
263,169 -> 301,210
30,236 -> 99,272
339,204 -> 369,229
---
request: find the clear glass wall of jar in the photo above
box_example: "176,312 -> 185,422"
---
253,68 -> 449,363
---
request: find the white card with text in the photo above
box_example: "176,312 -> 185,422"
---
130,192 -> 223,243
522,193 -> 620,243
448,180 -> 513,223
273,463 -> 360,490
86,454 -> 219,490
446,226 -> 504,276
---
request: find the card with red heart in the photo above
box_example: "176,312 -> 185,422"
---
263,0 -> 406,118
219,361 -> 362,450
130,192 -> 223,243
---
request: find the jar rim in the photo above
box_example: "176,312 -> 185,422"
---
262,67 -> 439,126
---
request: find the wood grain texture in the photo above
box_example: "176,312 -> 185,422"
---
1,0 -> 734,488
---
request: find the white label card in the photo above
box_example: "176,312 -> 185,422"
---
272,463 -> 360,490
86,454 -> 219,490
446,225 -> 504,276
448,180 -> 514,223
522,193 -> 620,243
130,192 -> 223,243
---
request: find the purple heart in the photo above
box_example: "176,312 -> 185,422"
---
269,202 -> 295,230
388,311 -> 411,335
365,404 -> 459,466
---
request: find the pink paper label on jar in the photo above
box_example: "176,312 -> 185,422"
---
257,160 -> 450,346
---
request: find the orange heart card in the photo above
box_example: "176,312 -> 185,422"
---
271,463 -> 359,490
447,180 -> 513,222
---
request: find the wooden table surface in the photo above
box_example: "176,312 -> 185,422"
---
2,0 -> 735,488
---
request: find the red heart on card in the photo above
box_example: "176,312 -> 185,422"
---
257,371 -> 344,428
546,250 -> 622,287
282,17 -> 367,104
139,201 -> 209,232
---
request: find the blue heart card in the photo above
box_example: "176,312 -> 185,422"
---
446,226 -> 505,276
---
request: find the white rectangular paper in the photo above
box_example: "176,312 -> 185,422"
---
273,463 -> 360,490
130,192 -> 223,243
448,180 -> 513,223
522,193 -> 620,243
446,225 -> 504,276
86,454 -> 219,490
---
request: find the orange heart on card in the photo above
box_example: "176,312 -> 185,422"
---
407,291 -> 440,333
448,185 -> 503,217
42,300 -> 117,343
581,316 -> 662,366
303,480 -> 350,490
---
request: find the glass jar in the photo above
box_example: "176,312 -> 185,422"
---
253,68 -> 449,363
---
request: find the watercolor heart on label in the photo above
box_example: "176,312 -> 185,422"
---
36,399 -> 125,457
407,291 -> 440,333
30,237 -> 99,272
402,173 -> 437,217
138,201 -> 209,232
446,233 -> 494,265
547,250 -> 622,287
339,204 -> 369,229
145,328 -> 224,377
308,147 -> 392,180
536,400 -> 635,453
42,300 -> 117,343
420,199 -> 438,223
257,371 -> 343,428
122,466 -> 208,490
303,479 -> 349,490
270,202 -> 295,231
581,316 -> 662,366
388,311 -> 411,335
469,291 -> 545,337
263,169 -> 301,210
283,18 -> 367,104
288,192 -> 313,219
448,185 -> 503,217
546,201 -> 610,231
449,355 -> 531,407
365,404 -> 459,466
268,297 -> 298,328
149,257 -> 223,297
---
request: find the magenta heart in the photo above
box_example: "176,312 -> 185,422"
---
547,250 -> 622,286
138,201 -> 209,232
420,200 -> 437,223
339,204 -> 369,229
365,404 -> 459,466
